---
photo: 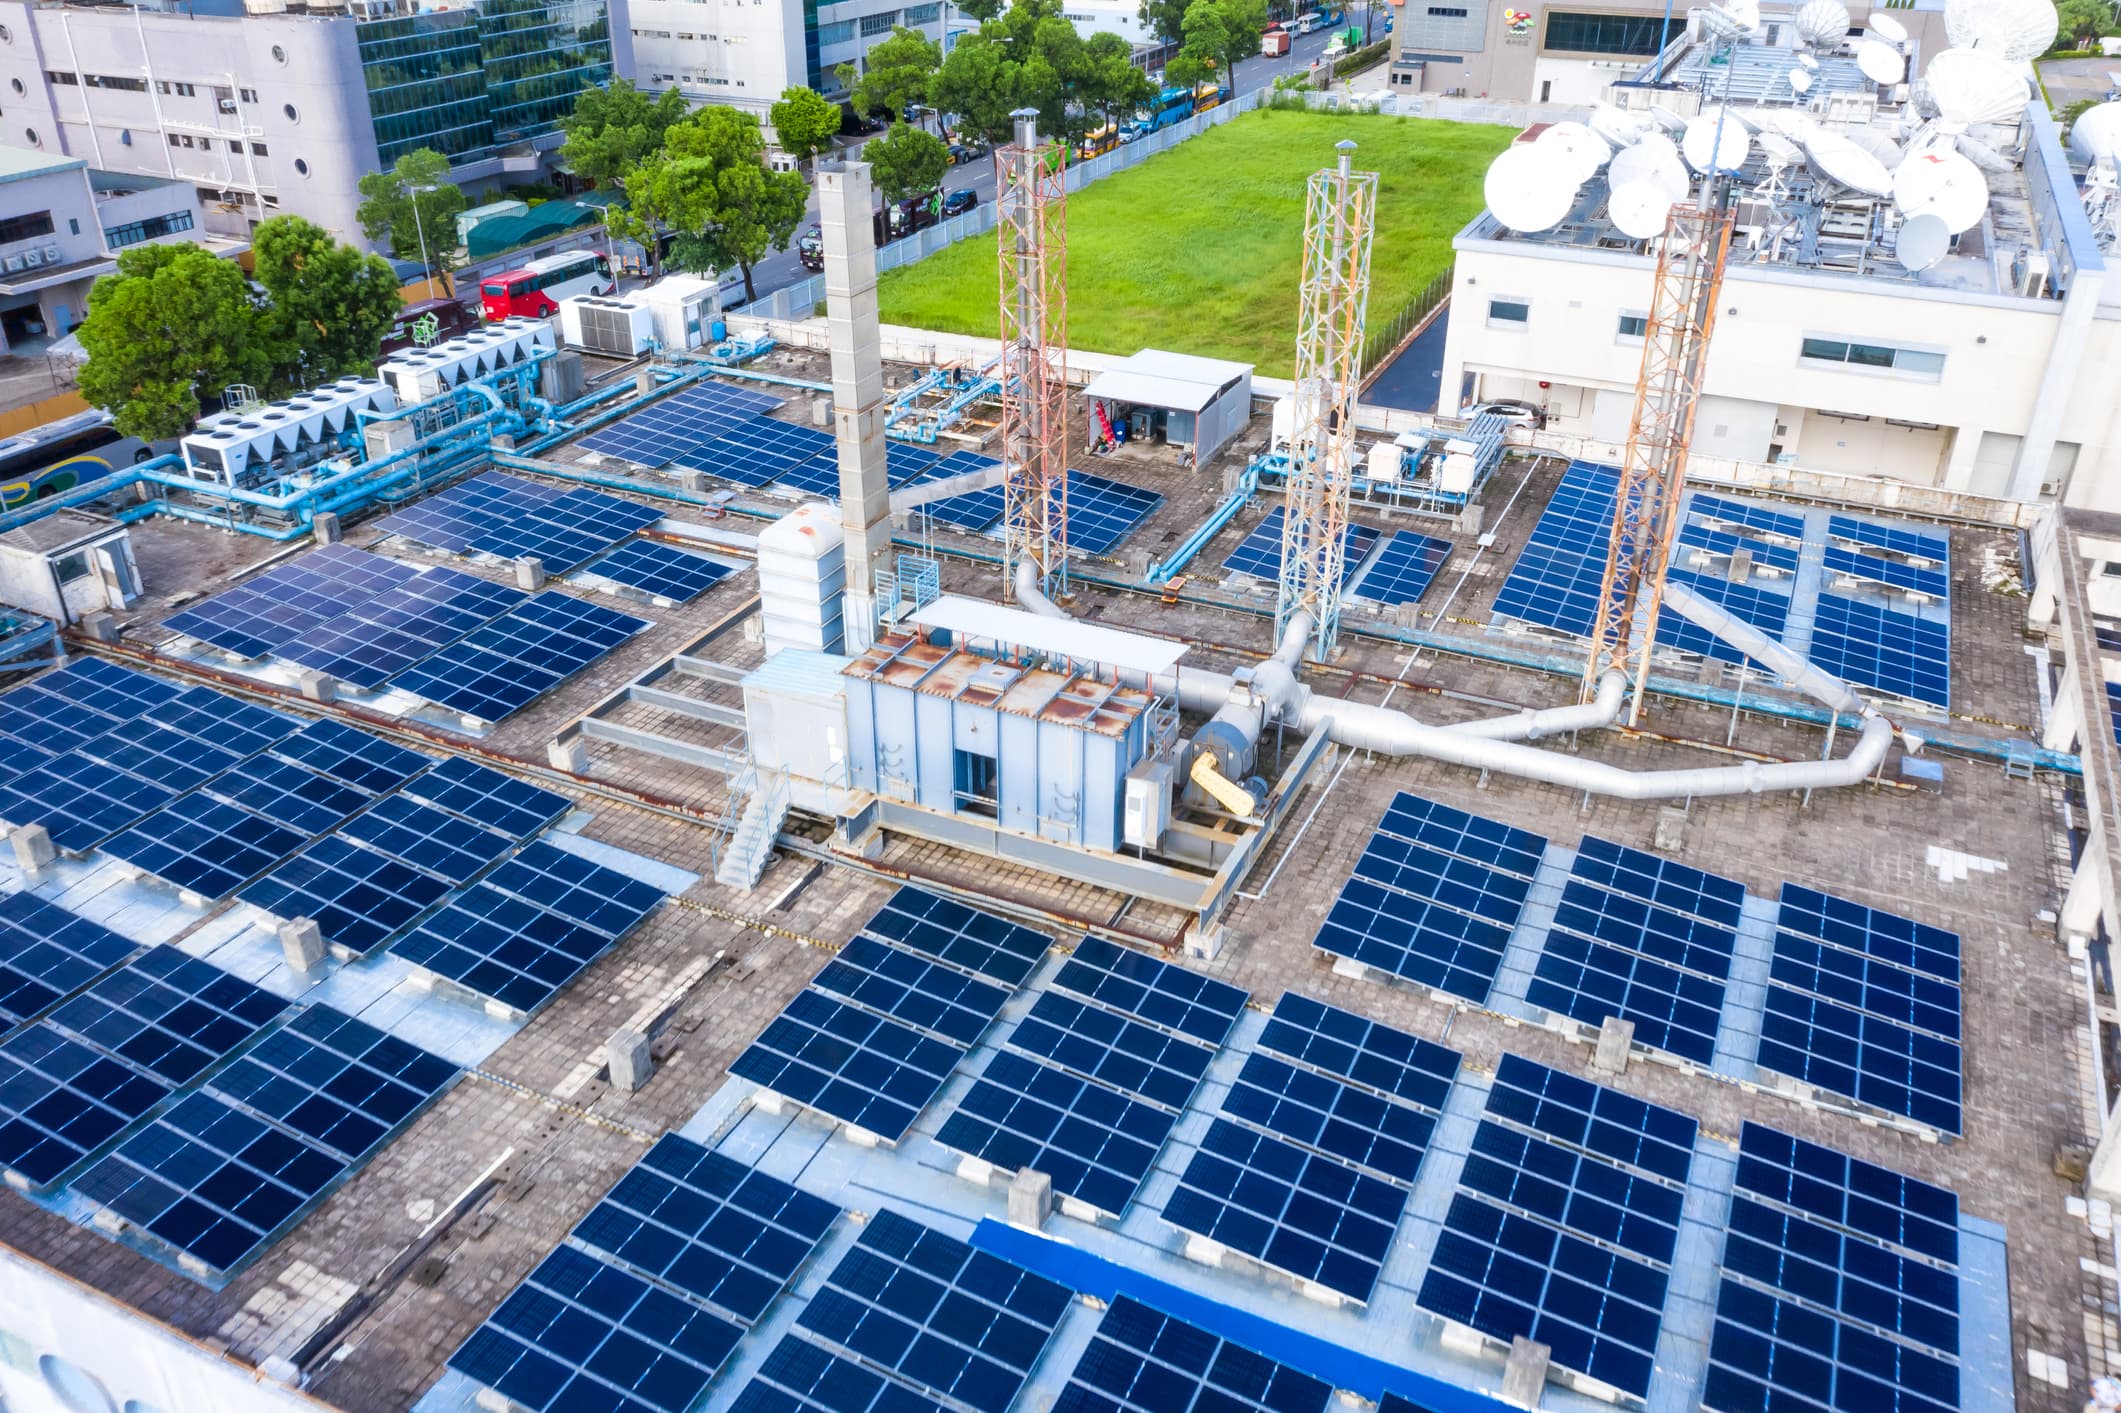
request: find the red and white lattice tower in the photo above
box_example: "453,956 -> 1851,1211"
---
1583,201 -> 1734,723
996,109 -> 1069,602
1279,141 -> 1376,662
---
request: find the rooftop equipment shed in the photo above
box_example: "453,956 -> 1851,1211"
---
1083,349 -> 1254,465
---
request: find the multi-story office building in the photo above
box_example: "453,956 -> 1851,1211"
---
625,0 -> 963,116
0,0 -> 622,245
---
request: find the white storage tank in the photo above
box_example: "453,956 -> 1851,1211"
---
757,503 -> 847,656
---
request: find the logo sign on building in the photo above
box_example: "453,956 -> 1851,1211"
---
1503,7 -> 1534,32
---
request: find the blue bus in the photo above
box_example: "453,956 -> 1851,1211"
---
1142,86 -> 1196,133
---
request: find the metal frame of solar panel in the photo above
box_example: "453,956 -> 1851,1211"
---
1490,460 -> 1622,636
1050,1294 -> 1334,1413
163,545 -> 422,660
1808,592 -> 1951,707
338,791 -> 515,884
271,717 -> 434,795
1063,469 -> 1164,555
793,1208 -> 1073,1413
1705,1121 -> 1962,1413
586,539 -> 734,603
1416,1054 -> 1697,1399
273,567 -> 528,688
238,833 -> 455,957
1222,505 -> 1381,587
578,380 -> 784,467
390,591 -> 650,724
680,416 -> 835,486
0,891 -> 137,1026
1349,529 -> 1452,606
1755,885 -> 1963,1135
403,755 -> 571,839
1312,791 -> 1547,1004
1524,835 -> 1744,1066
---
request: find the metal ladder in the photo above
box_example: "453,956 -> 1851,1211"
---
713,767 -> 791,892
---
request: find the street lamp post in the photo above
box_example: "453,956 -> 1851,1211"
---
409,181 -> 435,295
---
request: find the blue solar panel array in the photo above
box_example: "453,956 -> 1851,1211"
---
240,834 -> 454,957
390,592 -> 650,724
272,567 -> 527,688
164,544 -> 422,660
587,540 -> 734,603
578,381 -> 785,467
1692,494 -> 1805,544
1350,530 -> 1452,607
914,451 -> 1006,531
1525,836 -> 1744,1066
403,755 -> 573,840
1706,1122 -> 1963,1413
1165,994 -> 1460,1302
1756,885 -> 1963,1135
1418,1054 -> 1698,1398
1490,461 -> 1621,635
682,417 -> 835,487
1822,545 -> 1949,600
273,717 -> 431,794
1655,569 -> 1793,668
373,473 -> 564,553
1313,792 -> 1548,1004
0,891 -> 137,1026
376,474 -> 662,572
1224,506 -> 1382,587
1827,514 -> 1948,566
1063,470 -> 1164,555
1809,594 -> 1951,708
938,938 -> 1245,1217
1051,1294 -> 1333,1413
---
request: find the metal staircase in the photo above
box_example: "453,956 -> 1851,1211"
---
713,767 -> 791,892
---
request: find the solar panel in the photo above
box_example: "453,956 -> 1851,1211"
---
208,755 -> 371,835
390,592 -> 650,723
39,657 -> 184,718
1350,530 -> 1452,606
1064,469 -> 1163,555
79,718 -> 249,794
0,1022 -> 171,1188
1826,514 -> 1948,565
238,834 -> 454,956
813,936 -> 1013,1047
274,567 -> 528,688
1732,1122 -> 1958,1262
148,686 -> 303,758
392,883 -> 624,1015
730,987 -> 966,1142
401,755 -> 571,840
857,886 -> 1051,987
1050,1295 -> 1333,1413
1490,460 -> 1621,636
571,1134 -> 840,1323
795,1208 -> 1071,1413
0,892 -> 137,1025
884,441 -> 942,488
731,1336 -> 948,1413
1821,545 -> 1949,600
271,718 -> 435,795
0,753 -> 180,854
0,679 -> 125,758
163,546 -> 423,659
1691,493 -> 1806,543
939,1048 -> 1173,1215
2100,621 -> 2121,654
1417,1055 -> 1697,1398
338,792 -> 514,884
103,792 -> 311,901
374,473 -> 567,554
1009,991 -> 1215,1108
1675,521 -> 1803,576
1314,792 -> 1547,1003
578,380 -> 785,467
1809,594 -> 1951,707
46,945 -> 288,1085
1223,506 -> 1381,587
913,451 -> 1007,532
0,661 -> 179,767
482,842 -> 667,940
1053,938 -> 1248,1045
679,417 -> 835,487
1255,992 -> 1461,1115
467,486 -> 664,573
1655,569 -> 1793,667
587,540 -> 734,603
203,1005 -> 459,1159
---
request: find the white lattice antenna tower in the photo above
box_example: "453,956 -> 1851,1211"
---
996,109 -> 1069,602
1278,141 -> 1377,662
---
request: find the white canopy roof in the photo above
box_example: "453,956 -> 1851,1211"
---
911,595 -> 1188,678
1082,348 -> 1253,414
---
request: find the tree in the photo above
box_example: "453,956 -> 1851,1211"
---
1079,31 -> 1154,128
2057,0 -> 2102,48
560,78 -> 690,189
355,150 -> 469,289
76,245 -> 278,440
1139,0 -> 1189,44
770,85 -> 843,164
958,0 -> 1006,19
865,122 -> 950,206
932,0 -> 1104,147
250,216 -> 403,389
1177,0 -> 1263,92
613,107 -> 809,303
838,26 -> 943,126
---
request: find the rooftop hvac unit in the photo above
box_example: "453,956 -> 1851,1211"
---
19,249 -> 42,268
2012,247 -> 2051,297
219,98 -> 237,112
0,255 -> 20,273
558,294 -> 653,356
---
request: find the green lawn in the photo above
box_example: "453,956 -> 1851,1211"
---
876,108 -> 1514,379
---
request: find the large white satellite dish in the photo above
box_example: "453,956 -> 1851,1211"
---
1536,122 -> 1614,181
1923,46 -> 2029,127
1485,144 -> 1580,232
1612,134 -> 1691,199
1793,0 -> 1850,46
1893,146 -> 1989,231
1588,103 -> 1651,147
1896,213 -> 1951,270
1856,36 -> 1905,84
1944,0 -> 2055,58
1610,181 -> 1677,239
1869,10 -> 1908,42
1806,133 -> 1895,194
1798,52 -> 1820,69
2069,101 -> 2121,163
1790,68 -> 1815,94
1682,113 -> 1751,172
1757,131 -> 1805,166
1847,127 -> 1905,169
1763,109 -> 1821,140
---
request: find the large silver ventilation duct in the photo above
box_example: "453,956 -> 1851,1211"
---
1661,578 -> 1866,715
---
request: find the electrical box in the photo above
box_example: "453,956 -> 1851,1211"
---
1364,443 -> 1402,482
1123,759 -> 1176,849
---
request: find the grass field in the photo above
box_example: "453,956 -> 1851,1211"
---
875,108 -> 1514,378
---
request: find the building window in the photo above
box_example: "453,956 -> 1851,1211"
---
105,210 -> 197,247
252,141 -> 269,155
84,73 -> 148,91
1487,298 -> 1530,325
0,211 -> 55,244
1542,9 -> 1683,54
1617,313 -> 1647,339
819,19 -> 855,42
904,2 -> 941,20
173,81 -> 196,97
1427,7 -> 1468,15
860,11 -> 900,34
67,217 -> 80,234
45,70 -> 78,85
52,552 -> 92,586
1799,336 -> 1946,379
240,87 -> 258,102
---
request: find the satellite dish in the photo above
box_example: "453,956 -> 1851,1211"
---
1956,132 -> 2015,173
1847,127 -> 1905,169
1806,133 -> 1895,194
1757,131 -> 1805,165
1790,68 -> 1815,94
1923,46 -> 2032,127
1857,37 -> 1906,84
1612,134 -> 1691,198
1485,144 -> 1580,232
1610,181 -> 1677,239
2069,101 -> 2121,163
1589,103 -> 1650,147
1682,113 -> 1751,172
1536,122 -> 1615,181
1893,146 -> 1989,231
1798,52 -> 1820,69
1869,10 -> 1908,42
1646,106 -> 1689,134
1793,0 -> 1850,45
1896,213 -> 1951,270
1945,0 -> 2057,61
1763,108 -> 1821,140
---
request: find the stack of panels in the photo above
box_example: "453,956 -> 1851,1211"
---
1050,1295 -> 1333,1413
393,842 -> 666,1014
586,540 -> 733,604
1705,1122 -> 1962,1413
401,755 -> 573,840
577,381 -> 785,468
681,418 -> 835,488
731,887 -> 1047,1142
1350,530 -> 1453,607
937,938 -> 1245,1216
1312,791 -> 1548,1003
1525,836 -> 1744,1065
790,1209 -> 1072,1413
1490,461 -> 1621,636
1222,506 -> 1381,588
1809,594 -> 1951,708
390,592 -> 650,724
1416,1055 -> 1698,1399
1164,993 -> 1461,1303
453,1137 -> 839,1413
0,891 -> 138,1025
1063,470 -> 1164,556
163,544 -> 421,659
1756,885 -> 1963,1135
273,568 -> 528,688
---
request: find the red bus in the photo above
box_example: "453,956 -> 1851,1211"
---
479,251 -> 614,320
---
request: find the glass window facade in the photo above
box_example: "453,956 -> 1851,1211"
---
1541,10 -> 1681,55
1799,337 -> 1945,378
104,210 -> 196,248
357,0 -> 613,168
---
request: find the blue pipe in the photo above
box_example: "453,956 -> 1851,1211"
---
1149,462 -> 1259,584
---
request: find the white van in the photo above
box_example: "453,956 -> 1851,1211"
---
1293,11 -> 1323,33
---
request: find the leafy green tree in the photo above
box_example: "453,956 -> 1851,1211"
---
958,0 -> 1006,19
1139,0 -> 1190,44
932,0 -> 1104,147
2057,0 -> 2102,48
613,107 -> 809,303
865,121 -> 951,206
1080,31 -> 1154,127
76,245 -> 277,440
1177,0 -> 1262,93
837,26 -> 943,125
355,150 -> 469,288
770,85 -> 843,163
559,78 -> 691,189
250,216 -> 404,388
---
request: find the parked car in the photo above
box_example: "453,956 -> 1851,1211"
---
797,225 -> 824,272
1465,400 -> 1547,429
942,189 -> 979,217
948,143 -> 976,165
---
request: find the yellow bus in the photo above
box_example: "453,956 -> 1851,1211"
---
1078,122 -> 1120,160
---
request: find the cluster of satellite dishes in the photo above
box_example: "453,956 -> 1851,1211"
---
1483,0 -> 2055,276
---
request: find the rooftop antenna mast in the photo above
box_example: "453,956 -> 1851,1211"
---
1279,140 -> 1377,662
997,108 -> 1069,603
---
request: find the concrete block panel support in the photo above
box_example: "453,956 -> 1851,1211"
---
606,1029 -> 653,1092
1008,1168 -> 1053,1227
277,917 -> 325,973
817,160 -> 893,653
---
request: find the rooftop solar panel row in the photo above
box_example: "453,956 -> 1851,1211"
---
0,891 -> 137,1026
576,380 -> 784,467
1051,1296 -> 1334,1413
1223,506 -> 1381,588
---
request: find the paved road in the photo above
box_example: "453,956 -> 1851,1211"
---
1364,305 -> 1450,414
